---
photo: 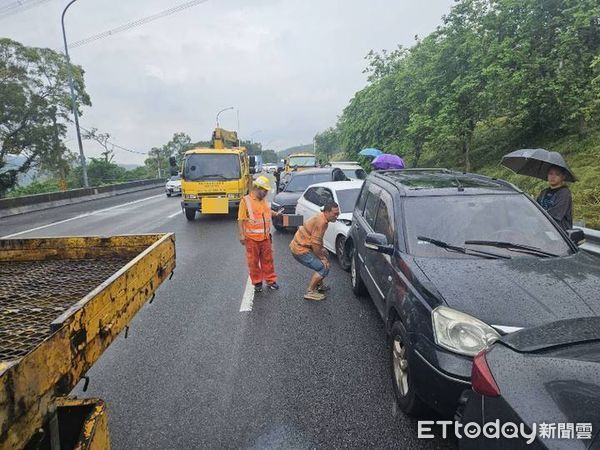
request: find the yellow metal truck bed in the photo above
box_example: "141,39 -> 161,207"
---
0,257 -> 130,362
0,234 -> 176,450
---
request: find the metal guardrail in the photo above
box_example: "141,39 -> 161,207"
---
575,226 -> 600,256
0,178 -> 163,210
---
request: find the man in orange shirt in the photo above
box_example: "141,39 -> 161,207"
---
290,202 -> 340,301
238,176 -> 282,292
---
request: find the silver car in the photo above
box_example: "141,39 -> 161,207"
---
165,175 -> 182,197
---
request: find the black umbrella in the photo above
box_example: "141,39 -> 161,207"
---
501,148 -> 577,182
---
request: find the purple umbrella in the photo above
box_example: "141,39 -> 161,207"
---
371,154 -> 405,170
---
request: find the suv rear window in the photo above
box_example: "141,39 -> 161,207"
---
284,173 -> 331,192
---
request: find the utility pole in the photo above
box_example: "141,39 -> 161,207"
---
61,0 -> 89,187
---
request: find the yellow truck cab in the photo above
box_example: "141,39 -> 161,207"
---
284,152 -> 318,173
180,128 -> 254,220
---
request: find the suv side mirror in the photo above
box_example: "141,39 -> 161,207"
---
567,229 -> 585,246
365,232 -> 394,255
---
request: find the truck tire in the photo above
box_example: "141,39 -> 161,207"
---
350,245 -> 367,296
389,321 -> 428,416
185,208 -> 196,221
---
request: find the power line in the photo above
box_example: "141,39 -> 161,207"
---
70,0 -> 210,49
0,0 -> 52,20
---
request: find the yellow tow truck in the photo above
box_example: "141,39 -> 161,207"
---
284,152 -> 317,173
179,128 -> 256,221
0,234 -> 176,450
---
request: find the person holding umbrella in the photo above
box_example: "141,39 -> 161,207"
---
502,148 -> 576,230
536,166 -> 573,231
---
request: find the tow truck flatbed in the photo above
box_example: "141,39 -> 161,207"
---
0,234 -> 176,450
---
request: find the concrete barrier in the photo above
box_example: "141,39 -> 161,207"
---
0,179 -> 164,218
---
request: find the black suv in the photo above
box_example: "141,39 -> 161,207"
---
346,169 -> 597,417
271,168 -> 348,230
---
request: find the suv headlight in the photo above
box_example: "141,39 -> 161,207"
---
271,201 -> 281,210
432,306 -> 499,356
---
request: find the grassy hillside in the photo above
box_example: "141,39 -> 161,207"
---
278,144 -> 314,159
478,130 -> 600,229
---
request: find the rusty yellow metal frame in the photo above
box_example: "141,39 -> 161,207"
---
54,397 -> 110,450
0,234 -> 176,450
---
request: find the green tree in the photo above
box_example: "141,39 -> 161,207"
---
165,132 -> 192,161
314,127 -> 341,162
68,158 -> 126,188
0,38 -> 91,196
262,149 -> 278,163
331,0 -> 600,172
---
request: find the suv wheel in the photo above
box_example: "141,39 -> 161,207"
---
390,321 -> 427,416
350,246 -> 367,296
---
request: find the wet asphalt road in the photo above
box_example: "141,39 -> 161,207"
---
0,188 -> 455,449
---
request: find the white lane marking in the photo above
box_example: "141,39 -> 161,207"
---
167,209 -> 182,219
239,276 -> 255,312
1,194 -> 164,239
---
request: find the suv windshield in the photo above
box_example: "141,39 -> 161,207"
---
404,194 -> 571,257
183,154 -> 240,181
285,173 -> 331,192
289,156 -> 316,167
169,175 -> 181,181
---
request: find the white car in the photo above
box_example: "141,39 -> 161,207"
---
295,180 -> 364,271
165,175 -> 182,197
328,161 -> 367,181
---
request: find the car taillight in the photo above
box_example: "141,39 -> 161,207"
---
471,350 -> 500,397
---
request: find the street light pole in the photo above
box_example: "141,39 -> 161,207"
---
61,0 -> 88,187
249,130 -> 262,144
216,106 -> 234,127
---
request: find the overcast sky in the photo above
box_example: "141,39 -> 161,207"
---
1,0 -> 454,165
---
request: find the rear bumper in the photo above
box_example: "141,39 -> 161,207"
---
271,205 -> 297,228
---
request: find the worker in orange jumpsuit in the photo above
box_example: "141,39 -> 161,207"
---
238,176 -> 282,292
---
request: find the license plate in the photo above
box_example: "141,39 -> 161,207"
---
282,214 -> 304,227
202,197 -> 229,214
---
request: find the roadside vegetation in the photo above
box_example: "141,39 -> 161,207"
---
314,0 -> 600,228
